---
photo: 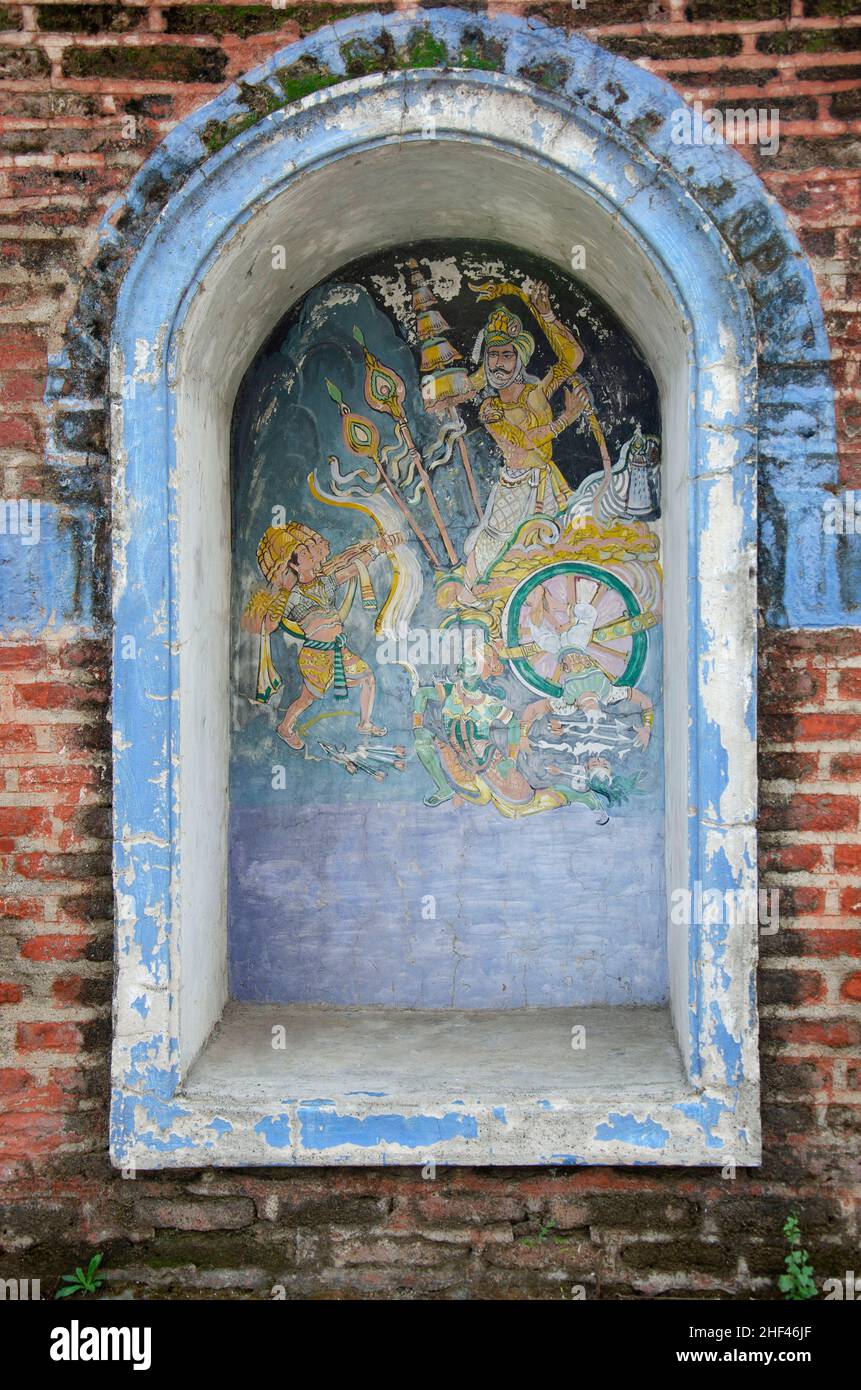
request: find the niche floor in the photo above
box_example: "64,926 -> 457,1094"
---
184,1001 -> 688,1103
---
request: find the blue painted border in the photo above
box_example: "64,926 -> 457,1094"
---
101,7 -> 838,1167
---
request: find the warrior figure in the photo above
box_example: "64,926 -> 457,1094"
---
242,520 -> 402,751
458,280 -> 592,602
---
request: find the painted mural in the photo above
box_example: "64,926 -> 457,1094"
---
230,241 -> 666,1008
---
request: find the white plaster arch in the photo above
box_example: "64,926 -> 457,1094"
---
110,67 -> 759,1168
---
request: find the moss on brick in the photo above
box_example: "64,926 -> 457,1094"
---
804,61 -> 861,82
684,0 -> 789,17
714,94 -> 818,122
0,5 -> 20,27
518,57 -> 569,92
765,136 -> 861,170
757,28 -> 861,55
458,25 -> 504,72
629,108 -> 666,142
36,4 -> 143,33
275,54 -> 341,103
340,30 -> 398,76
525,1 -> 652,25
0,45 -> 49,79
406,26 -> 447,68
605,33 -> 743,59
803,0 -> 859,14
166,3 -> 392,39
62,44 -> 228,83
201,79 -> 285,153
832,88 -> 861,119
670,66 -> 780,88
165,4 -> 290,38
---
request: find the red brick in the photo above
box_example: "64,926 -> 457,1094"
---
760,750 -> 819,782
0,981 -> 23,1005
769,1018 -> 861,1049
830,752 -> 861,781
760,664 -> 825,708
837,668 -> 861,701
19,933 -> 89,962
12,681 -> 105,711
835,843 -> 861,872
0,1068 -> 35,1098
760,794 -> 858,832
0,896 -> 44,922
0,370 -> 45,404
841,972 -> 861,1002
794,713 -> 861,742
16,764 -> 103,794
51,976 -> 83,1005
0,414 -> 38,448
760,843 -> 823,874
0,1109 -> 65,1156
803,929 -> 861,959
839,886 -> 861,916
16,1021 -> 80,1054
0,724 -> 39,753
0,806 -> 50,838
0,644 -> 43,670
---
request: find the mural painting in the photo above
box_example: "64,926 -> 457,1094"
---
230,241 -> 666,1008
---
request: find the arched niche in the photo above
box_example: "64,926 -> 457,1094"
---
102,14 -> 795,1168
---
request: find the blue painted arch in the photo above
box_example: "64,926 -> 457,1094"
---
96,7 -> 841,1168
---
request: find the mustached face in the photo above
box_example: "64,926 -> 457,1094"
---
485,344 -> 522,390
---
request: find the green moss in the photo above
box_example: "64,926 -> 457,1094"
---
832,88 -> 861,118
684,0 -> 789,17
290,2 -> 393,33
166,4 -> 391,39
236,79 -> 283,117
62,44 -> 227,83
629,109 -> 666,142
201,77 -> 289,153
166,5 -> 288,38
605,33 -> 743,59
340,31 -> 398,76
518,58 -> 569,92
0,44 -> 49,78
757,28 -> 861,55
275,56 -> 341,104
406,27 -> 448,68
458,27 -> 504,72
36,3 -> 143,33
803,0 -> 859,14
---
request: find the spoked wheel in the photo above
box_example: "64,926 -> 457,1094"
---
502,560 -> 656,698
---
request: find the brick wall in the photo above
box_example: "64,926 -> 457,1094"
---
0,1 -> 859,1298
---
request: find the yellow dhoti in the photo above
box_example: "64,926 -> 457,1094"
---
298,642 -> 369,698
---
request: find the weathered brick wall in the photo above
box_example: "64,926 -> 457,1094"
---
0,0 -> 859,1297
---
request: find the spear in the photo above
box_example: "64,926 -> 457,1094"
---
406,259 -> 482,521
325,379 -> 441,570
353,326 -> 457,566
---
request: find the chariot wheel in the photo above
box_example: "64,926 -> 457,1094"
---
502,560 -> 654,698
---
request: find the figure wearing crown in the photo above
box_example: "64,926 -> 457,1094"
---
242,520 -> 402,751
457,280 -> 592,604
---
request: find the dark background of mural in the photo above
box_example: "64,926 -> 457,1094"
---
228,240 -> 666,1009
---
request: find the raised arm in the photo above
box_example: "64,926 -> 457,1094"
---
529,281 -> 584,397
470,279 -> 584,399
